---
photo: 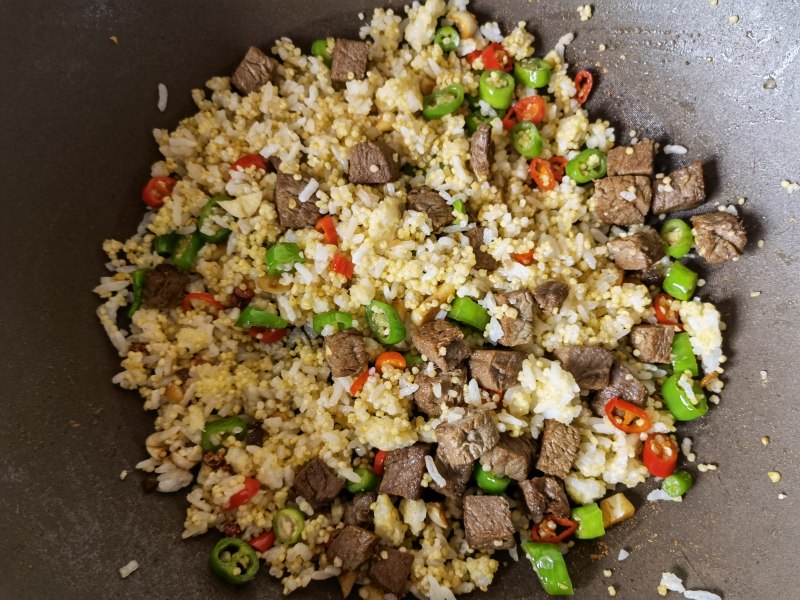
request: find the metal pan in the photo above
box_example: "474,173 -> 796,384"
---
1,0 -> 798,598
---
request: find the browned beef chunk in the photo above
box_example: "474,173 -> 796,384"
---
141,264 -> 189,309
495,290 -> 537,347
413,365 -> 466,417
607,139 -> 656,176
344,492 -> 376,528
607,229 -> 665,271
275,172 -> 321,228
652,161 -> 706,214
470,123 -> 494,180
535,420 -> 581,479
435,409 -> 499,467
594,175 -> 652,225
348,141 -> 400,185
553,346 -> 614,391
469,350 -> 525,391
330,39 -> 369,82
328,525 -> 379,571
291,458 -> 344,510
630,324 -> 674,363
591,363 -> 648,416
466,226 -> 499,271
378,444 -> 431,500
519,476 -> 570,523
479,432 -> 536,481
368,548 -> 414,596
325,330 -> 368,378
412,320 -> 471,372
429,455 -> 472,499
407,189 -> 453,232
231,46 -> 279,95
533,280 -> 569,313
691,211 -> 747,265
463,495 -> 515,551
641,260 -> 668,286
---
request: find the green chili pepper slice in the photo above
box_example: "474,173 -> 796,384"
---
662,470 -> 693,497
365,300 -> 406,345
345,467 -> 380,493
671,332 -> 699,377
236,306 -> 289,329
479,70 -> 515,111
127,269 -> 148,317
311,311 -> 354,335
452,198 -> 468,224
433,25 -> 460,52
663,261 -> 698,301
153,233 -> 179,257
565,149 -> 607,184
514,57 -> 552,88
662,373 -> 708,421
423,84 -> 465,120
474,463 -> 511,495
265,242 -> 304,277
448,297 -> 490,331
404,352 -> 424,367
660,219 -> 694,259
511,121 -> 544,159
522,541 -> 574,596
571,503 -> 606,539
210,537 -> 260,585
273,508 -> 306,545
311,38 -> 332,67
198,196 -> 232,244
173,231 -> 205,271
201,416 -> 248,452
466,112 -> 492,135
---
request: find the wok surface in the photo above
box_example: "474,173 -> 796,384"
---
1,1 -> 799,598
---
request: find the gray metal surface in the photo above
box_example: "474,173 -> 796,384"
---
1,0 -> 799,598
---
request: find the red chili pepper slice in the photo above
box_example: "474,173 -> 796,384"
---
531,515 -> 579,543
375,351 -> 407,371
465,50 -> 483,65
315,215 -> 339,245
373,450 -> 388,476
231,154 -> 268,173
502,107 -> 519,132
653,293 -> 684,329
512,248 -> 536,265
248,328 -> 288,344
228,476 -> 260,509
549,156 -> 568,183
182,293 -> 225,312
642,433 -> 679,478
605,397 -> 652,434
249,530 -> 276,553
573,70 -> 593,105
481,42 -> 513,72
514,95 -> 546,125
331,253 -> 355,279
142,176 -> 177,209
529,158 -> 557,191
350,369 -> 370,395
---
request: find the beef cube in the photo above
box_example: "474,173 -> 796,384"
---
328,525 -> 379,571
348,140 -> 400,185
494,290 -> 537,347
591,363 -> 648,416
553,346 -> 614,391
141,264 -> 189,309
231,46 -> 279,95
519,476 -> 571,523
479,432 -> 536,481
407,188 -> 453,232
652,161 -> 706,214
378,444 -> 431,500
463,495 -> 515,551
466,227 -> 499,271
275,172 -> 321,228
413,365 -> 466,417
469,350 -> 525,391
691,211 -> 747,265
291,458 -> 344,510
429,455 -> 472,499
470,123 -> 494,180
344,492 -> 376,529
535,420 -> 581,479
630,324 -> 674,364
435,409 -> 499,468
412,320 -> 471,372
325,330 -> 369,378
330,39 -> 369,82
533,280 -> 569,314
368,548 -> 414,596
594,175 -> 652,225
607,139 -> 656,176
607,228 -> 665,271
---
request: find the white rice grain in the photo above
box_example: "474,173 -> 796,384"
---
663,144 -> 688,155
157,83 -> 168,112
425,455 -> 446,488
298,178 -> 319,203
119,560 -> 139,579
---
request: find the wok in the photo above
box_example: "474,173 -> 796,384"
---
1,0 -> 799,598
